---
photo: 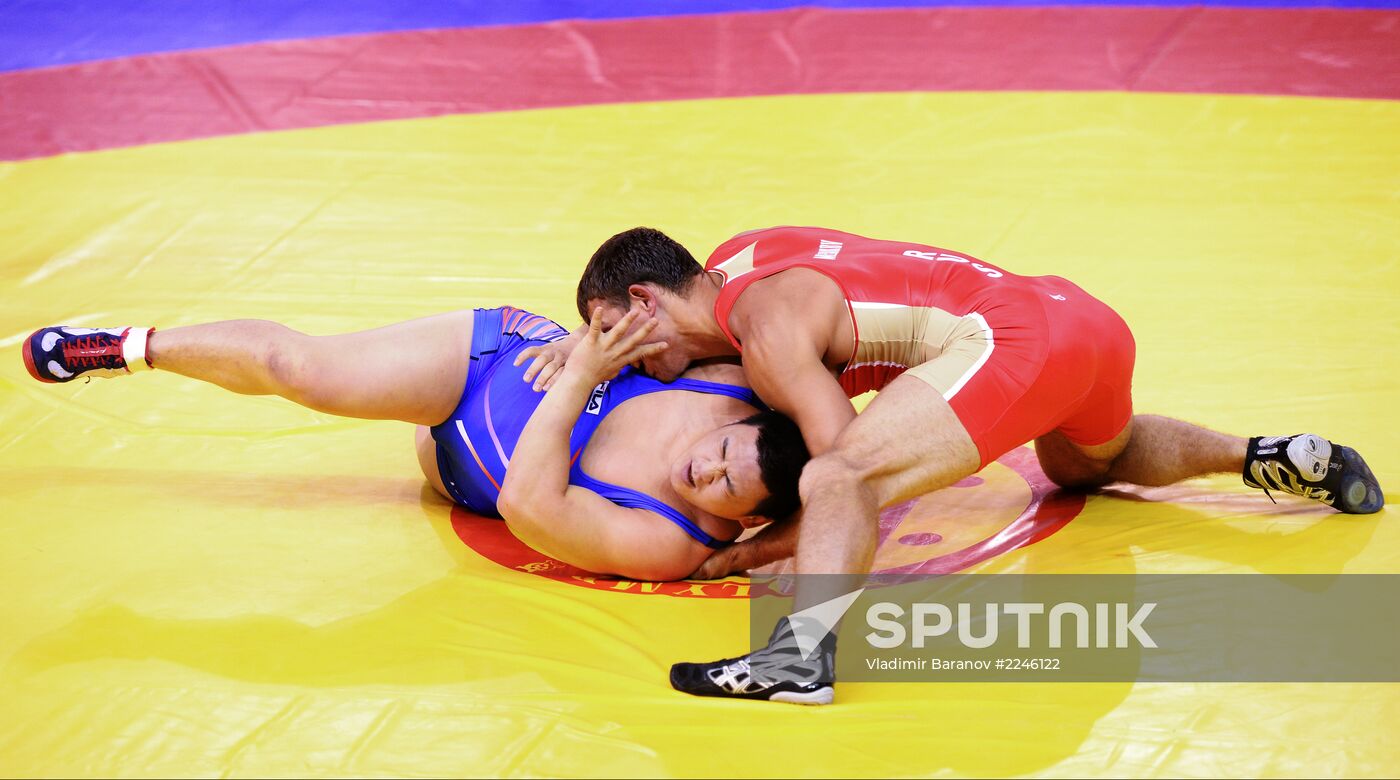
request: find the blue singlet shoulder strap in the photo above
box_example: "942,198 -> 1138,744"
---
627,374 -> 767,410
567,370 -> 764,551
569,470 -> 730,550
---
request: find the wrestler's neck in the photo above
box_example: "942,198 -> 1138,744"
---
668,272 -> 736,360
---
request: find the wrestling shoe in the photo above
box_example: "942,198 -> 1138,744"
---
669,617 -> 836,705
1244,434 -> 1384,514
22,326 -> 153,383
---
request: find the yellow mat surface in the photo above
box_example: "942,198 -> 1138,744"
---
1,91 -> 1397,777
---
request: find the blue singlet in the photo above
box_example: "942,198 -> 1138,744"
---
430,307 -> 763,550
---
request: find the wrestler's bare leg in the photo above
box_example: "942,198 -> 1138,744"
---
148,312 -> 473,426
1034,415 -> 1247,489
686,398 -> 1241,638
792,375 -> 980,609
669,375 -> 979,703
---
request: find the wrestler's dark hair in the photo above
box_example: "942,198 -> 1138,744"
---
576,227 -> 704,320
737,410 -> 811,521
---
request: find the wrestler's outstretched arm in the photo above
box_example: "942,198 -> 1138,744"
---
500,309 -> 706,581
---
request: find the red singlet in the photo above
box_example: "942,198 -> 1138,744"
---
705,226 -> 1136,466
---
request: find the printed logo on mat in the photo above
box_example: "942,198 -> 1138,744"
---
450,447 -> 1083,598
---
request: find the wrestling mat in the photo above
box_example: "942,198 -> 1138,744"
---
1,1 -> 1397,776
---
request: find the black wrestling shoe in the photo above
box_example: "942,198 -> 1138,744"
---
669,617 -> 836,705
1244,434 -> 1384,514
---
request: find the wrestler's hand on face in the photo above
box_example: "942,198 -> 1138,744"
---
559,307 -> 667,388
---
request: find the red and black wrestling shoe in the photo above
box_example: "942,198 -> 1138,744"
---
22,326 -> 153,383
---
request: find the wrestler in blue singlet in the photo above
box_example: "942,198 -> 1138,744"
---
430,307 -> 763,549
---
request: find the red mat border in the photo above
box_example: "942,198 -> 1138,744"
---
3,6 -> 1397,160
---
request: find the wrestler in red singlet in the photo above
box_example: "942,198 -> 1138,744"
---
704,226 -> 1136,466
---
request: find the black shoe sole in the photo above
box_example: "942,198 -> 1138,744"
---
669,664 -> 835,705
1337,446 -> 1385,514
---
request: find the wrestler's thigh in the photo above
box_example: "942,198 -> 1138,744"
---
297,310 -> 473,426
827,374 -> 982,508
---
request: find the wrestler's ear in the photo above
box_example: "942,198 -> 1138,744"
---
626,284 -> 659,315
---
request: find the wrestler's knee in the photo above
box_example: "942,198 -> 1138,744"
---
1034,443 -> 1112,488
262,329 -> 327,406
1045,463 -> 1111,489
799,451 -> 877,506
1035,423 -> 1132,488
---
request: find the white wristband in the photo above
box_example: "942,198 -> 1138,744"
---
122,327 -> 153,373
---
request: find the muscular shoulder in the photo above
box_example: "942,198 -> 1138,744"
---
728,268 -> 846,353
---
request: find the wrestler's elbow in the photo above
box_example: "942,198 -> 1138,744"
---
613,555 -> 696,582
497,489 -> 545,535
498,469 -> 558,518
496,483 -> 524,518
500,509 -> 579,575
605,540 -> 703,582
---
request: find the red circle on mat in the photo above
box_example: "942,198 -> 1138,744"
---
450,446 -> 1084,598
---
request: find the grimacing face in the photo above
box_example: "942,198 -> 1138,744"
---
668,422 -> 774,528
594,299 -> 692,382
